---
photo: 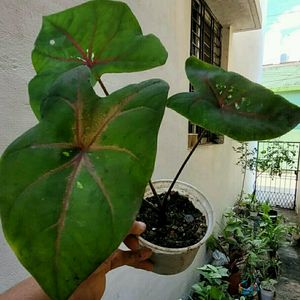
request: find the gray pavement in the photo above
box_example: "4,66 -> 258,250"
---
275,209 -> 300,299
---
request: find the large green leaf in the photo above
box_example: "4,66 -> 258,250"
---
0,67 -> 168,300
29,0 -> 168,118
168,57 -> 300,141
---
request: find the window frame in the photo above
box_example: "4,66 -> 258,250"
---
189,0 -> 224,147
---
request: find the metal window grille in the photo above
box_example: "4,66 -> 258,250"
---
255,141 -> 300,210
189,0 -> 223,145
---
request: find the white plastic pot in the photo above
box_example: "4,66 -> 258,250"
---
139,180 -> 214,275
261,288 -> 275,300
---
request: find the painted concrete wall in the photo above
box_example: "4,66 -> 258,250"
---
0,0 -> 84,292
0,0 -> 265,299
296,179 -> 300,215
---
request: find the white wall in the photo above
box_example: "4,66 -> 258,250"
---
0,0 -> 265,299
105,1 -> 266,297
296,178 -> 300,214
0,0 -> 84,292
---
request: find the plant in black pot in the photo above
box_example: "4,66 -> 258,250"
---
1,1 -> 300,299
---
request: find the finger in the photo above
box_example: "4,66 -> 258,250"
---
135,260 -> 154,272
110,248 -> 152,270
129,221 -> 146,236
124,234 -> 140,251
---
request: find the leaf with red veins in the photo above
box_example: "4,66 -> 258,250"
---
168,57 -> 300,141
29,0 -> 168,119
0,66 -> 169,300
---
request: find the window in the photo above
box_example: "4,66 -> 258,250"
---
189,0 -> 224,147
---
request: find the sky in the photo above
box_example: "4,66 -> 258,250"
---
263,0 -> 300,65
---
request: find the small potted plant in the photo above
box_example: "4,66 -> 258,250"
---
137,180 -> 214,275
190,264 -> 233,300
249,198 -> 260,217
291,224 -> 300,244
0,1 -> 300,299
260,279 -> 277,300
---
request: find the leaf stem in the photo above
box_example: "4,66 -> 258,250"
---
149,180 -> 160,202
163,130 -> 206,204
98,78 -> 109,96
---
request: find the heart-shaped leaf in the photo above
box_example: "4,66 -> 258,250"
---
168,57 -> 300,141
30,0 -> 168,118
0,66 -> 169,300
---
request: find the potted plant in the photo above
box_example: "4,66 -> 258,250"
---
260,212 -> 289,258
0,1 -> 300,299
137,180 -> 214,275
190,264 -> 233,300
238,246 -> 264,299
291,224 -> 300,244
260,279 -> 277,300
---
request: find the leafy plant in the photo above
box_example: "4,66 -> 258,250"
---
210,203 -> 286,290
233,142 -> 297,200
29,0 -> 168,119
191,265 -> 233,300
290,223 -> 300,241
197,265 -> 229,285
192,282 -> 232,300
259,213 -> 289,252
260,279 -> 277,292
1,1 -> 300,299
240,238 -> 269,282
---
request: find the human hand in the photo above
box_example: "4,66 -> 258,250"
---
69,221 -> 153,300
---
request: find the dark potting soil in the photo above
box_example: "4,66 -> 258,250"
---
137,191 -> 207,248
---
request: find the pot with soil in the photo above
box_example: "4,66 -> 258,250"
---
137,180 -> 214,275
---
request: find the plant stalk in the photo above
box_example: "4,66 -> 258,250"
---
239,144 -> 248,202
162,130 -> 206,207
98,78 -> 109,96
149,180 -> 161,204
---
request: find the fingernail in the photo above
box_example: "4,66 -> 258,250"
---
137,221 -> 146,231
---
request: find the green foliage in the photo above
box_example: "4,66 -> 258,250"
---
168,57 -> 300,141
192,283 -> 231,300
0,68 -> 168,299
258,143 -> 297,176
260,279 -> 277,292
233,141 -> 297,199
191,265 -> 233,300
233,143 -> 257,174
29,0 -> 168,118
290,223 -> 300,240
197,265 -> 229,285
1,1 -> 300,299
215,201 -> 289,285
234,142 -> 297,178
259,213 -> 289,252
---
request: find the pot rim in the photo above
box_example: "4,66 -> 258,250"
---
138,179 -> 214,254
